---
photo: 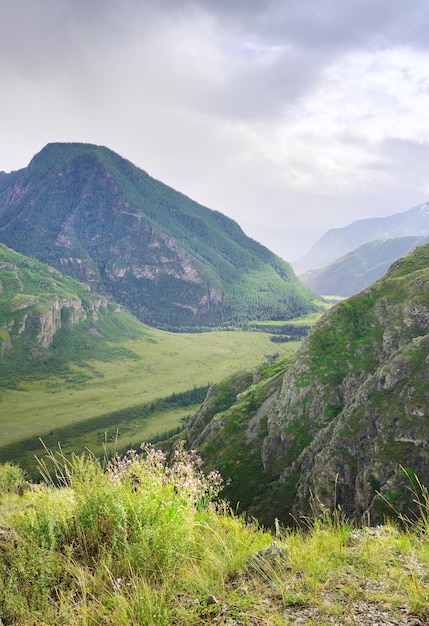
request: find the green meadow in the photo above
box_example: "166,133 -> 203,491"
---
0,318 -> 303,475
0,240 -> 324,475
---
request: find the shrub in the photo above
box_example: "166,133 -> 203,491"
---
13,443 -> 223,563
0,462 -> 28,496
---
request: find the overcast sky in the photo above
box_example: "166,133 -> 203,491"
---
1,0 -> 429,260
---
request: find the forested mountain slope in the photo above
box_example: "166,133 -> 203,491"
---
186,245 -> 429,525
0,143 -> 317,329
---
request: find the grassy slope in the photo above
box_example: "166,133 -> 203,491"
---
1,457 -> 429,625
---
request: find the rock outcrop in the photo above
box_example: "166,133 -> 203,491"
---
187,245 -> 429,525
0,244 -> 111,353
4,289 -> 109,351
262,245 -> 429,521
36,294 -> 108,348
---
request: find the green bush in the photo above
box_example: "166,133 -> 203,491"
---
0,462 -> 27,496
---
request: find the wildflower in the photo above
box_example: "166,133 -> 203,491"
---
106,441 -> 223,508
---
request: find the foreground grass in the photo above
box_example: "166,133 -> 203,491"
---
1,457 -> 429,625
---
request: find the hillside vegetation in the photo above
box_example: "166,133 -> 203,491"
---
0,243 -> 303,477
0,143 -> 318,329
1,453 -> 429,625
186,245 -> 429,526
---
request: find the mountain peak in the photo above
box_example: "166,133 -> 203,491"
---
417,201 -> 429,217
0,143 -> 318,329
29,142 -> 107,165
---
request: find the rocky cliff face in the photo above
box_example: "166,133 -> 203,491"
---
36,294 -> 109,348
4,287 -> 109,351
187,245 -> 429,525
0,244 -> 111,354
263,245 -> 429,521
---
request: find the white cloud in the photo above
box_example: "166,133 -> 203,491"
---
1,0 -> 429,260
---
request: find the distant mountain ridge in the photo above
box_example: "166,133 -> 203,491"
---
294,201 -> 429,273
0,143 -> 317,329
300,235 -> 429,297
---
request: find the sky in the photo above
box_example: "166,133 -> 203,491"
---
1,0 -> 429,260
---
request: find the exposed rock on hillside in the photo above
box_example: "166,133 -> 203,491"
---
187,245 -> 429,524
0,244 -> 110,353
265,245 -> 429,520
35,294 -> 108,348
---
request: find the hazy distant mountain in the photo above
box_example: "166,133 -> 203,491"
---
300,236 -> 429,296
293,201 -> 429,273
0,143 -> 317,329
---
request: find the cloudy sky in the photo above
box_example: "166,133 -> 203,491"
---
1,0 -> 429,259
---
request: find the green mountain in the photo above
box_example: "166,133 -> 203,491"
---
301,235 -> 429,297
0,143 -> 317,329
185,244 -> 429,525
